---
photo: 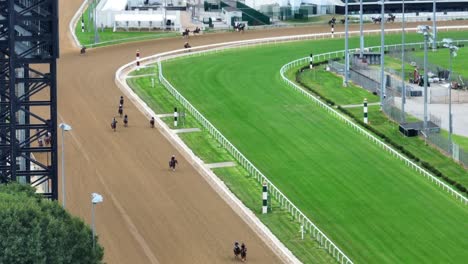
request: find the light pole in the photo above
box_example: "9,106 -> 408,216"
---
344,0 -> 349,87
59,123 -> 72,208
432,0 -> 437,51
417,25 -> 432,132
359,0 -> 364,58
94,0 -> 99,44
401,0 -> 406,122
91,192 -> 104,249
442,38 -> 458,154
380,0 -> 385,109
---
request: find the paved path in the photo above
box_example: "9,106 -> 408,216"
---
205,162 -> 237,169
172,128 -> 202,133
341,102 -> 381,108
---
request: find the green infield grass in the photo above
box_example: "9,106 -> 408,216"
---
126,74 -> 336,263
161,33 -> 468,263
297,68 -> 380,105
411,46 -> 468,77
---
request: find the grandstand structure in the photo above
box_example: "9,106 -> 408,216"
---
0,0 -> 59,199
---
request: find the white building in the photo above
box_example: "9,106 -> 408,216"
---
95,0 -> 182,31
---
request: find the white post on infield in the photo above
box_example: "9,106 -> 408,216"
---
331,24 -> 334,38
136,49 -> 141,71
174,107 -> 178,127
81,17 -> 85,33
262,182 -> 268,214
309,53 -> 313,69
364,98 -> 368,124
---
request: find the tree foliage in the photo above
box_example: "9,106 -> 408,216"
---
0,183 -> 104,264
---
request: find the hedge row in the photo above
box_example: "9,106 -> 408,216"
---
295,68 -> 468,196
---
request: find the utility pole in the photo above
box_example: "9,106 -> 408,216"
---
344,0 -> 349,87
401,0 -> 406,122
380,0 -> 385,109
359,0 -> 364,58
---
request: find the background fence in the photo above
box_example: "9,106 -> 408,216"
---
327,40 -> 468,167
116,27 -> 468,264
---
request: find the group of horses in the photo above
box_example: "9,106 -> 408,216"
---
233,242 -> 247,262
182,27 -> 201,38
328,14 -> 396,26
328,17 -> 346,26
111,96 -> 155,131
372,14 -> 396,24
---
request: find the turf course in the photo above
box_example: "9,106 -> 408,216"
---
161,32 -> 468,263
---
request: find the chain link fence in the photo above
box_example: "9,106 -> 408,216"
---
328,49 -> 468,167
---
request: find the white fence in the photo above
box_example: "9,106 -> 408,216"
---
116,25 -> 468,264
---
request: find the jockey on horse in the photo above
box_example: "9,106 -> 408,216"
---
80,46 -> 86,54
240,243 -> 247,262
118,104 -> 123,118
233,242 -> 241,259
111,117 -> 117,132
150,117 -> 155,128
123,114 -> 128,127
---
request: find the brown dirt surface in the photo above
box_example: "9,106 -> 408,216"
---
59,2 -> 468,263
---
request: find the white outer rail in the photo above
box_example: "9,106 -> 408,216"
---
116,26 -> 468,264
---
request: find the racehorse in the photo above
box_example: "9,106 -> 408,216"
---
372,17 -> 382,24
123,114 -> 128,127
193,27 -> 201,35
233,23 -> 245,33
169,155 -> 178,171
240,243 -> 247,262
150,117 -> 155,128
340,17 -> 348,24
182,28 -> 190,38
80,46 -> 86,54
387,14 -> 396,23
118,105 -> 123,118
233,242 -> 241,260
328,17 -> 336,25
119,96 -> 124,107
111,118 -> 117,132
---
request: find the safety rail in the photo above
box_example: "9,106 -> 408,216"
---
280,41 -> 468,205
157,59 -> 354,264
116,26 -> 468,264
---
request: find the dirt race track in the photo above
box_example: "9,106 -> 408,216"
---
59,1 -> 467,263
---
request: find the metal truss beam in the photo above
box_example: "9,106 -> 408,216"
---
0,0 -> 58,199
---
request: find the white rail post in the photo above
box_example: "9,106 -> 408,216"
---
309,53 -> 313,69
262,182 -> 268,214
364,98 -> 368,124
173,107 -> 178,127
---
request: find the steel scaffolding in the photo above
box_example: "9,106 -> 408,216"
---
0,0 -> 59,199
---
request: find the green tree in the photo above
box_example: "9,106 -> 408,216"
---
0,183 -> 104,264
